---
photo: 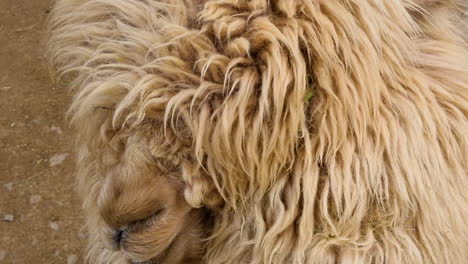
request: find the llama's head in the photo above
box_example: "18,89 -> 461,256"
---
83,124 -> 210,264
49,0 -> 468,263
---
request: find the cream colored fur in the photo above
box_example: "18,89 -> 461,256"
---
48,0 -> 468,263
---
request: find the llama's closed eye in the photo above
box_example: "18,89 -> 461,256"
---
115,208 -> 167,245
129,208 -> 166,231
118,205 -> 194,262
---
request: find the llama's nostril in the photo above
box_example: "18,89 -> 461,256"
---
115,230 -> 123,244
114,228 -> 127,247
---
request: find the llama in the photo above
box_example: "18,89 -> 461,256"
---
48,0 -> 468,263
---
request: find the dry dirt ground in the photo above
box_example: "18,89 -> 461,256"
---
0,0 -> 85,263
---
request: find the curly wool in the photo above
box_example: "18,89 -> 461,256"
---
49,0 -> 468,263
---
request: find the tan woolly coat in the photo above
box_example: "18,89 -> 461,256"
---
49,0 -> 468,263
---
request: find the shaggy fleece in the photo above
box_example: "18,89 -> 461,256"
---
49,0 -> 468,263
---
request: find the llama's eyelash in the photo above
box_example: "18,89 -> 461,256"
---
131,260 -> 153,264
126,208 -> 166,232
116,209 -> 166,246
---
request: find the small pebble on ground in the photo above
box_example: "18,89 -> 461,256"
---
30,195 -> 42,204
0,86 -> 12,91
67,254 -> 78,264
49,125 -> 63,135
3,215 -> 14,222
4,183 -> 13,191
49,153 -> 69,167
49,221 -> 60,231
